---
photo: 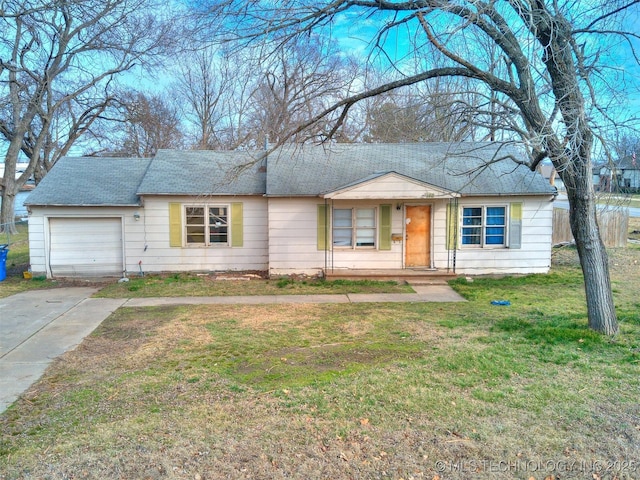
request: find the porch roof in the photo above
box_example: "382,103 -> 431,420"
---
322,171 -> 460,199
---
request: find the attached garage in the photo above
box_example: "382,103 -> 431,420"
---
25,157 -> 151,279
48,217 -> 124,277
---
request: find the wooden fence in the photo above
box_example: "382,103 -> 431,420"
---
553,208 -> 629,247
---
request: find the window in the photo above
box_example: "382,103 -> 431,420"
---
333,208 -> 376,248
185,205 -> 229,246
461,206 -> 506,247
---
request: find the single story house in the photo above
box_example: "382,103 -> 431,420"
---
25,143 -> 556,278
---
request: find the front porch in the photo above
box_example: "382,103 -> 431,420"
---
323,268 -> 458,284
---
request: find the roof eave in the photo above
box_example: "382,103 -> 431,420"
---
25,202 -> 142,207
137,192 -> 263,196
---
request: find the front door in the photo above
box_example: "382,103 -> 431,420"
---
405,205 -> 431,267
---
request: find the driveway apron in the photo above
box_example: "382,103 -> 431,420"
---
0,288 -> 125,413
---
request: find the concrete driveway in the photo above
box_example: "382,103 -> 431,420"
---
0,288 -> 126,414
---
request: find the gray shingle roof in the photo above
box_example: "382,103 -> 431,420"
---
24,157 -> 152,206
26,143 -> 554,207
136,150 -> 266,195
266,143 -> 555,196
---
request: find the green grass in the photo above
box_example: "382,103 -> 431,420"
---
1,221 -> 29,265
1,257 -> 639,478
93,273 -> 414,297
0,222 -> 58,297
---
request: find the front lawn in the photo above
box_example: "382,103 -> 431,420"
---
1,247 -> 639,479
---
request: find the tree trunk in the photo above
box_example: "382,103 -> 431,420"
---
1,134 -> 27,235
566,174 -> 618,335
0,188 -> 18,235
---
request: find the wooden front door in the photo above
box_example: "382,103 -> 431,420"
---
405,205 -> 431,267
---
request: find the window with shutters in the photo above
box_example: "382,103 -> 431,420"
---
185,205 -> 229,246
333,208 -> 376,248
461,206 -> 506,247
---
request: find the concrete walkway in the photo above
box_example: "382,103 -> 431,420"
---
0,284 -> 465,414
123,284 -> 465,306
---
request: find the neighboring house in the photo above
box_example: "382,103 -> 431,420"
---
595,156 -> 640,192
25,143 -> 556,278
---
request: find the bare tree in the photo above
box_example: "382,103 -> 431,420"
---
176,47 -> 253,150
204,0 -> 640,334
109,91 -> 184,157
0,0 -> 177,232
20,89 -> 116,184
363,85 -> 477,143
245,36 -> 359,147
612,134 -> 640,162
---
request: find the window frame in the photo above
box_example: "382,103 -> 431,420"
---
184,204 -> 230,247
460,205 -> 507,248
332,206 -> 377,249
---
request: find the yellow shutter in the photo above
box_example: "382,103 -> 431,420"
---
231,202 -> 243,247
169,203 -> 182,247
446,203 -> 458,250
509,202 -> 522,249
317,204 -> 328,250
379,204 -> 392,250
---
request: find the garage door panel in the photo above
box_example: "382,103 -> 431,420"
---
49,218 -> 123,277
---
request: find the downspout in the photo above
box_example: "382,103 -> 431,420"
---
453,197 -> 458,274
447,197 -> 458,274
324,197 -> 328,276
329,198 -> 334,274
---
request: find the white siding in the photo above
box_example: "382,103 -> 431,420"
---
27,215 -> 46,276
622,169 -> 640,189
27,193 -> 553,278
268,198 -> 406,275
268,198 -> 325,275
133,196 -> 268,273
432,196 -> 554,275
269,195 -> 553,276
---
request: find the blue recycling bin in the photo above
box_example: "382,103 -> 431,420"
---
0,244 -> 8,282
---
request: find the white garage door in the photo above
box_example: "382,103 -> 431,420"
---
49,217 -> 123,277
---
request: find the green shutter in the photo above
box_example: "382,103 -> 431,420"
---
446,203 -> 458,250
509,202 -> 522,249
317,204 -> 328,250
231,202 -> 243,247
379,204 -> 392,250
169,203 -> 182,247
